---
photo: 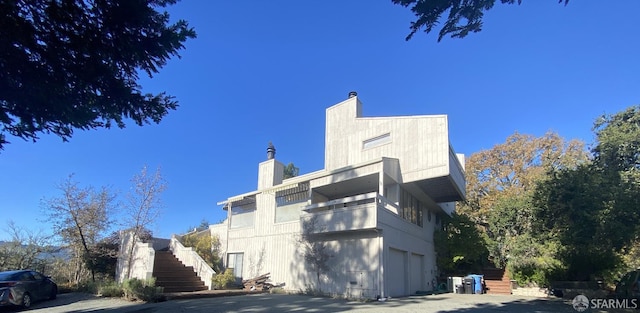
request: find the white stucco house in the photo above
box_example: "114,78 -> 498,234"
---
211,92 -> 466,298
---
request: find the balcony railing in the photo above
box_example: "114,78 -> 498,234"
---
301,192 -> 403,234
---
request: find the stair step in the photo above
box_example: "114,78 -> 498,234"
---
162,286 -> 208,293
487,289 -> 513,293
155,281 -> 204,287
153,251 -> 208,293
153,266 -> 193,272
486,284 -> 511,287
487,285 -> 511,295
154,272 -> 199,278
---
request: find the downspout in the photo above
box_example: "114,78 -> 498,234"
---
377,168 -> 386,299
377,229 -> 384,298
226,202 -> 231,267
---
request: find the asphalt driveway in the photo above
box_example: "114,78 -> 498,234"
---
5,292 -> 588,313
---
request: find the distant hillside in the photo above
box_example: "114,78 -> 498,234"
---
0,240 -> 70,260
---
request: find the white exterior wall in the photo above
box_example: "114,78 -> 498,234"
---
116,231 -> 155,283
309,233 -> 381,298
213,95 -> 464,298
325,97 -> 450,184
258,159 -> 284,190
212,188 -> 305,289
379,204 -> 439,295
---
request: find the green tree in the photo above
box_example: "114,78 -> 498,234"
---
534,105 -> 640,281
460,131 -> 587,228
0,0 -> 196,150
185,218 -> 210,233
533,164 -> 622,281
593,105 -> 640,174
392,0 -> 568,41
181,232 -> 222,273
86,231 -> 120,279
458,131 -> 587,284
283,163 -> 299,179
486,194 -> 564,285
592,106 -> 640,261
434,213 -> 487,275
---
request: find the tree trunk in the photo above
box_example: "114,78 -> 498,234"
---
126,228 -> 141,279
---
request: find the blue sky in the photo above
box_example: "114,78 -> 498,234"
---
1,1 -> 638,240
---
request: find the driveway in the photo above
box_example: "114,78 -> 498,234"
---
0,293 -> 137,313
138,293 -> 579,313
4,292 -> 588,313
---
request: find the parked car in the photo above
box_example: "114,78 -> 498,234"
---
0,270 -> 57,309
615,269 -> 640,300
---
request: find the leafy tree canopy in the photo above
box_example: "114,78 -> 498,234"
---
592,105 -> 640,173
434,213 -> 487,275
0,0 -> 196,149
392,0 -> 569,41
453,131 -> 586,284
461,131 -> 587,226
283,163 -> 300,179
533,105 -> 640,281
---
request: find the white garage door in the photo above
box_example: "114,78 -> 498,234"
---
410,253 -> 424,293
388,248 -> 407,297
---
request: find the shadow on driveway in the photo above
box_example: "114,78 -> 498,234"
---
18,293 -> 582,313
2,292 -> 607,313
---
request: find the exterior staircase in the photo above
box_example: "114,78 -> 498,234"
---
153,250 -> 207,293
482,268 -> 512,295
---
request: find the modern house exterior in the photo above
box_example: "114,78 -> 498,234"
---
211,92 -> 466,298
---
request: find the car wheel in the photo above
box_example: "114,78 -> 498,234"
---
22,292 -> 32,308
49,286 -> 58,300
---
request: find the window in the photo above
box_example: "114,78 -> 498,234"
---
227,252 -> 244,281
400,189 -> 423,227
363,133 -> 391,149
230,201 -> 256,228
19,272 -> 34,281
275,183 -> 309,223
31,272 -> 43,280
275,183 -> 309,207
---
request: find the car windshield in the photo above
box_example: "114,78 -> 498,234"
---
0,272 -> 19,281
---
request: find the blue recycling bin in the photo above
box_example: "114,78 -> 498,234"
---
469,274 -> 483,294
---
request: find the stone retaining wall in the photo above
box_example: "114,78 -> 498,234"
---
511,287 -> 549,297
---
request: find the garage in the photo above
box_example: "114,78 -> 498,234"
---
387,248 -> 407,297
410,253 -> 424,293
